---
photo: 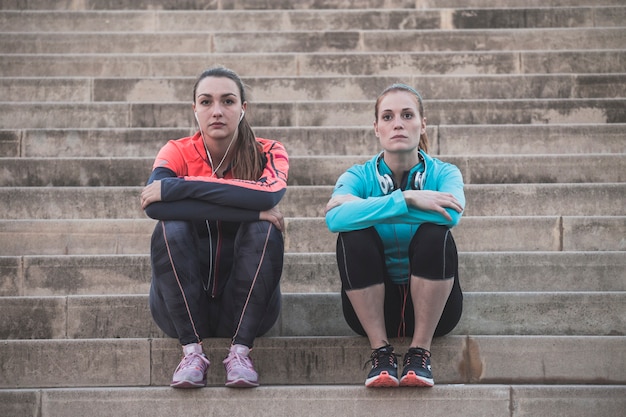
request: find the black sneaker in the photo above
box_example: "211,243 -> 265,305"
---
364,344 -> 399,387
400,347 -> 434,387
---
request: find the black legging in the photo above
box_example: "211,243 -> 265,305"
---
149,219 -> 283,347
336,223 -> 463,339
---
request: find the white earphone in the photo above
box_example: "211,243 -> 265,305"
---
375,152 -> 425,194
194,108 -> 244,176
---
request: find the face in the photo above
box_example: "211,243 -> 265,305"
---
374,90 -> 426,154
193,76 -> 247,141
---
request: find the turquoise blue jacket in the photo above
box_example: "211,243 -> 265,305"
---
325,150 -> 465,284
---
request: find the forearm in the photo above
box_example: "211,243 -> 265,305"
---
144,199 -> 260,222
325,190 -> 407,232
392,207 -> 462,227
147,166 -> 176,184
159,177 -> 285,211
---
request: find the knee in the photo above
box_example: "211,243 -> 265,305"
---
409,223 -> 457,280
237,220 -> 284,252
415,223 -> 449,240
411,224 -> 454,255
150,221 -> 198,264
336,228 -> 385,290
338,227 -> 377,246
151,220 -> 194,243
336,227 -> 382,257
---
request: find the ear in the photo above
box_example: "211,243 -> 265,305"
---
373,120 -> 380,137
420,117 -> 427,135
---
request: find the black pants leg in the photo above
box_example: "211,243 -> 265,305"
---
149,219 -> 283,347
337,224 -> 462,340
216,220 -> 283,347
149,220 -> 212,345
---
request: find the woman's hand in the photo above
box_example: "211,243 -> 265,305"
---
260,205 -> 285,231
141,180 -> 162,209
324,194 -> 361,215
402,190 -> 463,221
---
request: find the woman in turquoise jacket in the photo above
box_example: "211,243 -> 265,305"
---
325,83 -> 465,388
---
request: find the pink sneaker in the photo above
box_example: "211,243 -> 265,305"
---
223,344 -> 259,388
170,343 -> 210,388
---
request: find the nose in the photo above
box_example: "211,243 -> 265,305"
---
211,104 -> 224,117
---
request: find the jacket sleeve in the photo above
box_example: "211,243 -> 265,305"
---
325,188 -> 410,233
325,168 -> 410,232
159,140 -> 288,211
144,200 -> 260,222
143,166 -> 261,221
325,163 -> 465,232
143,141 -> 289,221
397,164 -> 465,227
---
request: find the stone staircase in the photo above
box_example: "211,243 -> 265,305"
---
1,0 -> 625,416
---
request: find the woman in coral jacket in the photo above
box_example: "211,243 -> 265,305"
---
325,84 -> 464,388
141,67 -> 289,389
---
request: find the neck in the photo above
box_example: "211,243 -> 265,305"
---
382,149 -> 420,178
201,128 -> 238,177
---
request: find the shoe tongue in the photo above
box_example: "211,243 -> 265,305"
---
232,344 -> 250,356
183,343 -> 202,355
413,347 -> 430,356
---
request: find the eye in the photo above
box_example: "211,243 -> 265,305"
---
403,112 -> 414,119
224,98 -> 235,105
199,99 -> 211,106
381,114 -> 392,121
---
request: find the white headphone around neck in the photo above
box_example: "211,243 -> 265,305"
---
375,152 -> 425,194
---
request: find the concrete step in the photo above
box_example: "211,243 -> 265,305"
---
0,336 -> 624,389
4,73 -> 626,103
3,124 -> 624,157
2,289 -> 625,338
287,154 -> 626,185
0,216 -> 623,256
0,385 -> 625,417
1,99 -> 625,129
0,0 -> 621,409
2,384 -> 626,417
1,184 -> 624,219
1,251 -> 624,297
2,28 -> 624,54
109,73 -> 626,102
3,50 -> 625,77
3,0 -> 625,10
1,7 -> 623,33
2,154 -> 623,186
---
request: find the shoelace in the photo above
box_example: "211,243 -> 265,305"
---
176,352 -> 210,372
364,346 -> 398,370
224,352 -> 253,372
